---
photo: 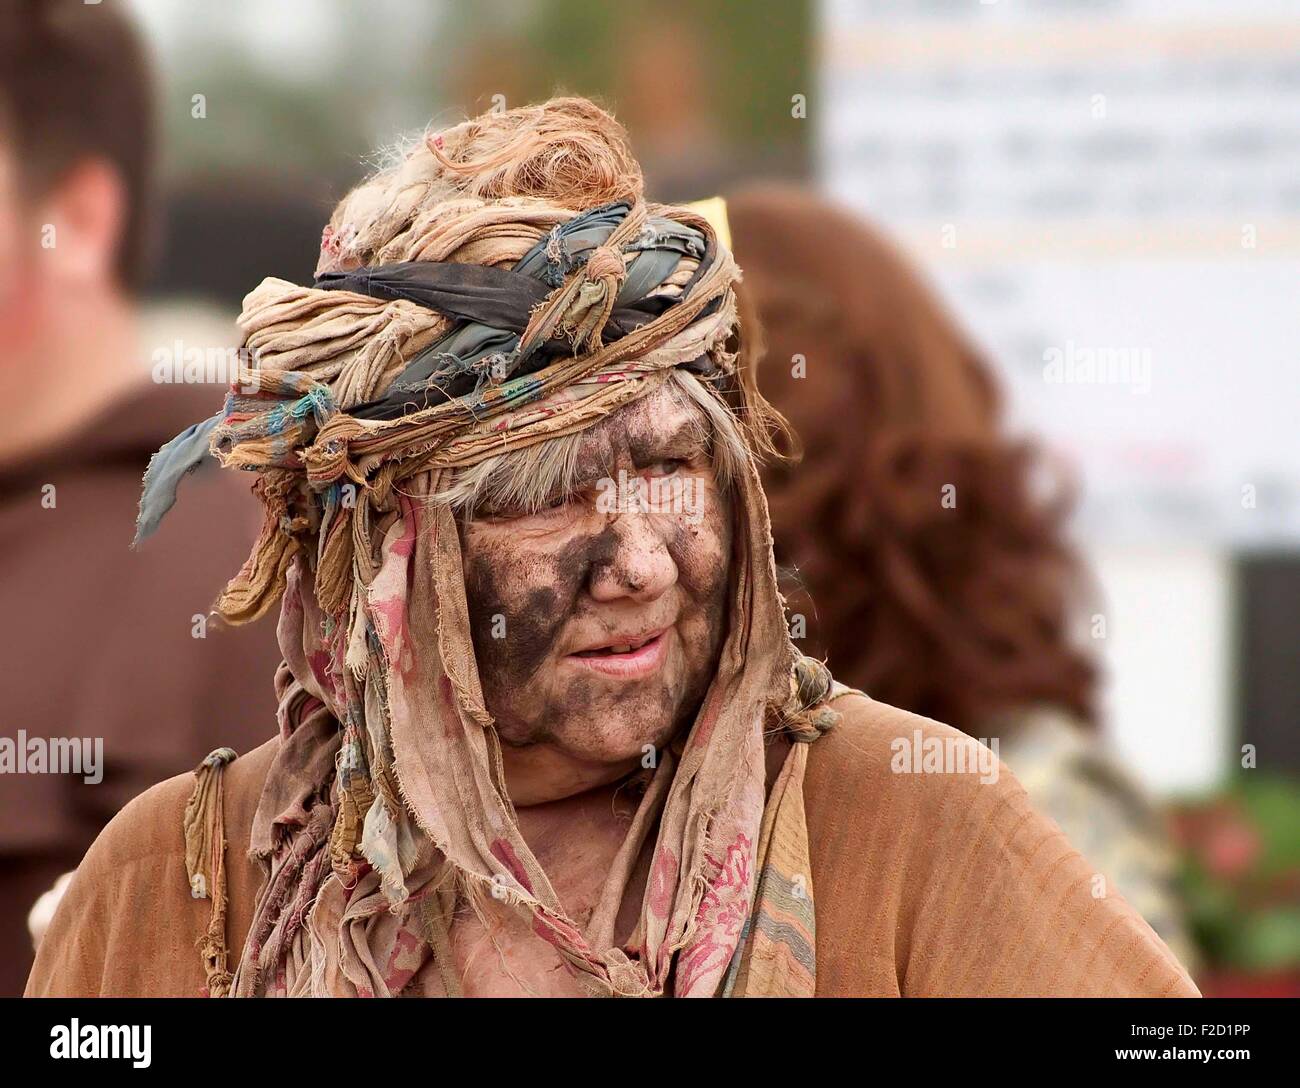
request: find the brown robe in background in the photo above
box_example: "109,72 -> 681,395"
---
0,380 -> 280,996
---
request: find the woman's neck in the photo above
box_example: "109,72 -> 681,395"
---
501,740 -> 642,807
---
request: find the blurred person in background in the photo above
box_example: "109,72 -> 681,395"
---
0,0 -> 277,994
729,186 -> 1196,970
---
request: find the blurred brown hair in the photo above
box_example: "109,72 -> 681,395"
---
0,0 -> 156,289
729,186 -> 1097,732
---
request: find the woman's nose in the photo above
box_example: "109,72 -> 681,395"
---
587,512 -> 677,603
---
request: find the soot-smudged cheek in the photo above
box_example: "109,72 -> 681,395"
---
462,540 -> 567,690
459,478 -> 732,736
461,522 -> 618,687
667,482 -> 733,605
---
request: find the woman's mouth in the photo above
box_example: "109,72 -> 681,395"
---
566,628 -> 669,679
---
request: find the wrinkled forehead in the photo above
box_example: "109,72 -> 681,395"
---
564,383 -> 711,490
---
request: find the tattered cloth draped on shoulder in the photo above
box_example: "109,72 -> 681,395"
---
140,104 -> 839,998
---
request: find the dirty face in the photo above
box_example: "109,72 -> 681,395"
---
460,383 -> 733,773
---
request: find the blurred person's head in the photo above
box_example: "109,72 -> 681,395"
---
0,0 -> 156,459
729,186 -> 1097,733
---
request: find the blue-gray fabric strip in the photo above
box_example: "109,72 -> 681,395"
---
133,411 -> 222,546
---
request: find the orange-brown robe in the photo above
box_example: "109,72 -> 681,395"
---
26,694 -> 1199,998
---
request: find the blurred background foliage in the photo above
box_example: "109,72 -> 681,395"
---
147,0 -> 810,196
135,0 -> 810,298
1175,777 -> 1300,992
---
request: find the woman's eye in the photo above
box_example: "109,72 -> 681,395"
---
648,458 -> 686,477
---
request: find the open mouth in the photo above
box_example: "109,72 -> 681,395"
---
567,628 -> 669,678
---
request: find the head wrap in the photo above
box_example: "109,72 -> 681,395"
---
142,98 -> 836,997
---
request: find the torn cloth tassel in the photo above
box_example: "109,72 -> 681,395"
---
183,746 -> 239,997
517,206 -> 645,359
558,244 -> 626,351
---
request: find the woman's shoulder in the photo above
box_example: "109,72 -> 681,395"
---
86,736 -> 280,871
808,691 -> 1013,806
25,736 -> 280,997
803,693 -> 1197,996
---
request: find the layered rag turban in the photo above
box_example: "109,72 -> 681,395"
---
140,102 -> 840,998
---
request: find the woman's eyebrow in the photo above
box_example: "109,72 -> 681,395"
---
558,417 -> 709,497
